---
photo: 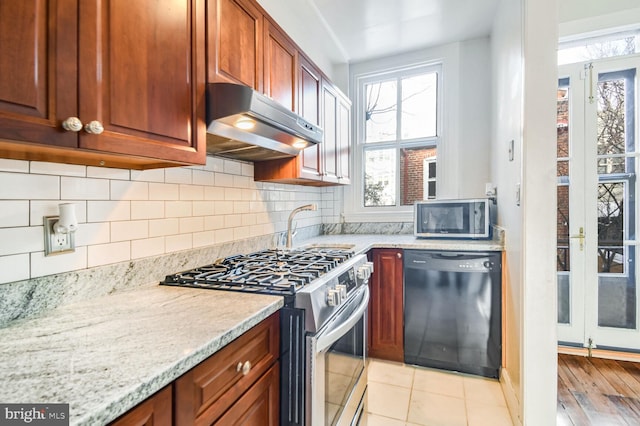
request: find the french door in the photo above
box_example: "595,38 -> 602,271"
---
557,55 -> 640,351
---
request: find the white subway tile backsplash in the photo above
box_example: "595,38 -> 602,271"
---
31,247 -> 88,278
233,175 -> 251,189
76,222 -> 110,247
233,227 -> 251,240
87,201 -> 130,222
61,177 -> 110,200
214,228 -> 234,243
166,201 -> 192,218
149,218 -> 179,237
130,168 -> 165,183
88,242 -> 130,268
0,226 -> 43,256
204,186 -> 225,201
233,201 -> 250,214
0,173 -> 59,200
224,215 -> 242,228
214,172 -> 234,187
165,234 -> 192,252
131,237 -> 165,259
0,201 -> 29,228
193,201 -> 215,216
131,201 -> 165,220
193,231 -> 215,248
214,201 -> 233,215
223,159 -> 243,175
111,220 -> 149,242
241,214 -> 257,226
179,217 -> 204,233
179,184 -> 204,201
110,180 -> 149,201
204,156 -> 224,172
87,166 -> 130,180
224,187 -> 242,201
149,183 -> 179,201
192,170 -> 215,186
241,163 -> 253,177
203,216 -> 225,231
0,254 -> 30,284
31,162 -> 86,177
165,167 -> 192,184
0,159 -> 29,173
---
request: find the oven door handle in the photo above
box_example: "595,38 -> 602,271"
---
316,286 -> 369,353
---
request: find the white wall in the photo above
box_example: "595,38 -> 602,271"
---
559,0 -> 640,39
0,156 -> 336,285
491,0 -> 558,424
256,0 -> 350,90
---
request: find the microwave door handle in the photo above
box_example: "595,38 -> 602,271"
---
316,286 -> 370,353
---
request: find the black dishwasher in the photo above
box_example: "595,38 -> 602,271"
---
404,250 -> 501,378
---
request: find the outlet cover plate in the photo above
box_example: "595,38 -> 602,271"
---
44,216 -> 75,256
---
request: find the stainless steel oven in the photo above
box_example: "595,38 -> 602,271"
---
307,284 -> 369,426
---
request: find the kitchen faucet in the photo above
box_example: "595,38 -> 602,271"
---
286,204 -> 317,248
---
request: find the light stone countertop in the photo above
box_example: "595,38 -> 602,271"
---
0,284 -> 283,425
0,232 -> 502,425
296,233 -> 505,254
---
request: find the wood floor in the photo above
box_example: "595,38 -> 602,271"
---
558,353 -> 640,425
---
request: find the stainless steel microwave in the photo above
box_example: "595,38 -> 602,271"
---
414,198 -> 495,239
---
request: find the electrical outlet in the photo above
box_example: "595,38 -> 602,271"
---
44,216 -> 75,256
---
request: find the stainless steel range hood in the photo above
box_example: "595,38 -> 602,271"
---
205,83 -> 323,162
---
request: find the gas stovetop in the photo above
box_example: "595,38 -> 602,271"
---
160,248 -> 354,297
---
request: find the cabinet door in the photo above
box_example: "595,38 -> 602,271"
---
214,362 -> 279,425
109,386 -> 172,426
298,54 -> 322,181
0,0 -> 77,148
78,0 -> 206,165
209,0 -> 263,91
174,312 -> 279,425
369,249 -> 404,362
321,81 -> 339,184
337,94 -> 351,184
264,20 -> 297,111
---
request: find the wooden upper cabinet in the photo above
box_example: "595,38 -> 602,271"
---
298,54 -> 323,180
321,80 -> 339,184
77,0 -> 206,165
209,0 -> 263,91
0,0 -> 77,148
0,0 -> 206,169
264,19 -> 297,112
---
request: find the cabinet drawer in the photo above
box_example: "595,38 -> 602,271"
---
175,312 -> 280,425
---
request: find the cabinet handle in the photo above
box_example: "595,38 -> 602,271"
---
241,360 -> 251,376
84,120 -> 104,135
397,252 -> 402,259
61,117 -> 83,132
236,362 -> 243,373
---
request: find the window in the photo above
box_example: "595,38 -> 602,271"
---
358,65 -> 440,209
558,30 -> 640,65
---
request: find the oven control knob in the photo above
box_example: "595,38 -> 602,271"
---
336,284 -> 348,300
327,289 -> 341,306
357,262 -> 374,280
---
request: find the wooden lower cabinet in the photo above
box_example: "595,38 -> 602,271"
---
110,386 -> 172,426
368,249 -> 404,362
109,312 -> 280,426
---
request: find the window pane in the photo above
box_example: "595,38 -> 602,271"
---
558,34 -> 638,65
597,78 -> 626,157
557,185 -> 570,272
597,182 -> 625,274
401,73 -> 437,139
365,80 -> 397,143
364,149 -> 396,206
400,147 -> 437,205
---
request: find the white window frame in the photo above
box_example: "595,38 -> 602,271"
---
345,61 -> 444,221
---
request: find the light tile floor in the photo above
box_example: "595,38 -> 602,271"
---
361,358 -> 513,426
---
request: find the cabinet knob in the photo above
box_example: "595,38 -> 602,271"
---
84,120 -> 104,135
236,362 -> 243,372
61,117 -> 83,132
397,252 -> 402,259
241,360 -> 252,376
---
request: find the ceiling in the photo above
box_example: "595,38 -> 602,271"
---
309,0 -> 501,63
